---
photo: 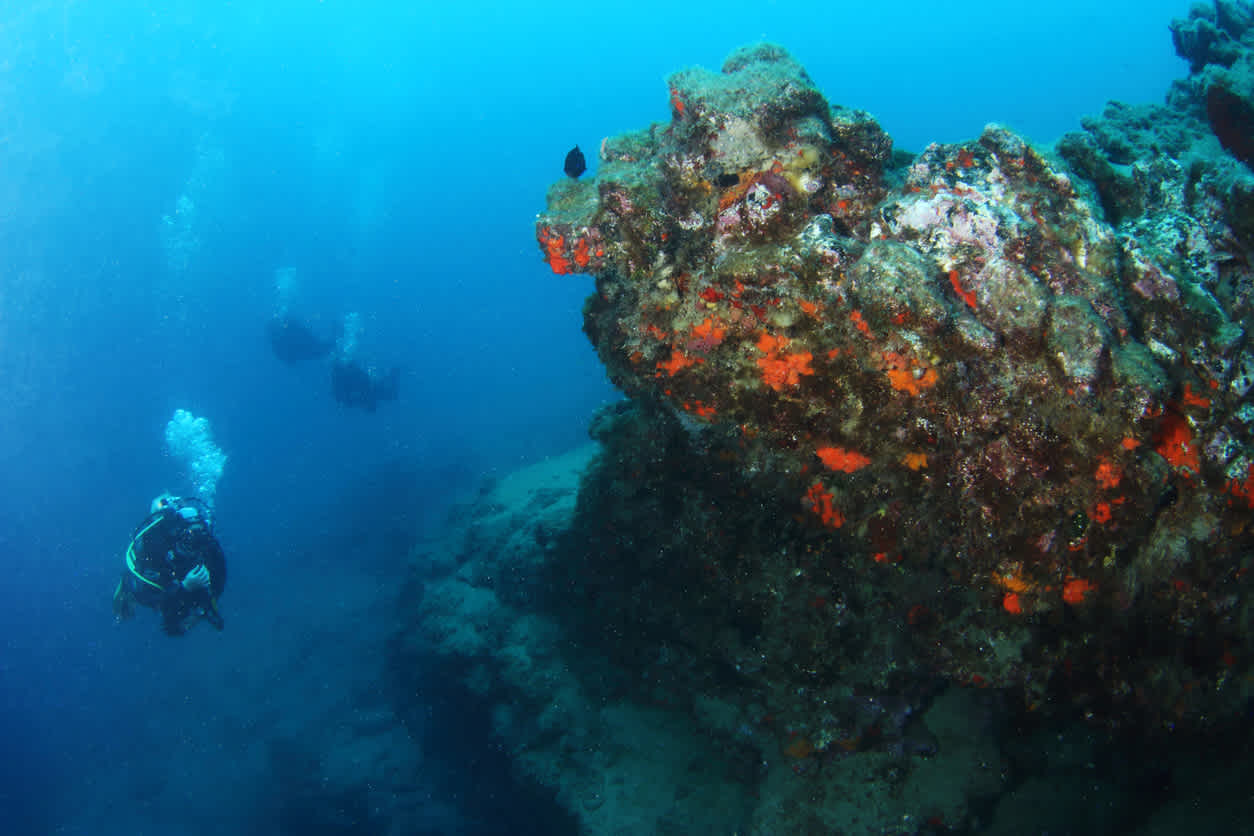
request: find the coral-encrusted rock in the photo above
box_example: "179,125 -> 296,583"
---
1171,0 -> 1254,72
1206,55 -> 1254,166
1168,0 -> 1254,170
538,33 -> 1254,731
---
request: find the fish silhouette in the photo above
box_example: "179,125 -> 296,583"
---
564,145 -> 586,178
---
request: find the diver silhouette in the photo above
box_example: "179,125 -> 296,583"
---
330,360 -> 400,412
266,308 -> 401,412
266,315 -> 335,366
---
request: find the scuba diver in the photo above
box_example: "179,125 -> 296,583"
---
266,314 -> 335,366
265,306 -> 401,412
327,311 -> 400,412
112,495 -> 226,636
331,360 -> 400,412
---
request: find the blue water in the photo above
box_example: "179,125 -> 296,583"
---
0,1 -> 1188,833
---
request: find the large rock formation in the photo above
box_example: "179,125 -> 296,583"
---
390,3 -> 1254,831
537,7 -> 1254,733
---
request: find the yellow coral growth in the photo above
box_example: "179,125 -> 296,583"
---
901,452 -> 928,471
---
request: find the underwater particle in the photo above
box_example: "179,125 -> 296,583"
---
564,145 -> 587,178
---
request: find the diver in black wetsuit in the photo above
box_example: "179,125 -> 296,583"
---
331,361 -> 400,412
267,315 -> 335,366
112,495 -> 226,636
266,308 -> 400,412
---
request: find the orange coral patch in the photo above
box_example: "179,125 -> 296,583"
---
799,299 -> 821,317
1002,592 -> 1023,615
816,446 -> 871,473
756,332 -> 788,354
948,269 -> 977,309
690,317 -> 726,346
539,227 -> 571,274
1062,577 -> 1096,605
1228,464 -> 1254,509
995,572 -> 1033,594
1089,501 -> 1113,524
803,482 -> 844,529
849,310 -> 873,337
718,179 -> 749,210
572,237 -> 591,268
658,349 -> 701,377
885,367 -> 938,395
755,331 -> 814,390
669,86 -> 686,116
1181,383 -> 1211,409
755,332 -> 812,390
882,351 -> 939,395
1153,411 -> 1200,474
1094,458 -> 1122,490
758,351 -> 814,391
901,452 -> 928,471
683,400 -> 717,418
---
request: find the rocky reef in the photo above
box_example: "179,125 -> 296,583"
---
391,3 -> 1254,832
536,7 -> 1254,739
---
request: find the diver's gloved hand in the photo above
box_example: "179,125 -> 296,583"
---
181,564 -> 210,592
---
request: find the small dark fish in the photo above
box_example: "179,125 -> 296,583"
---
564,145 -> 586,178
